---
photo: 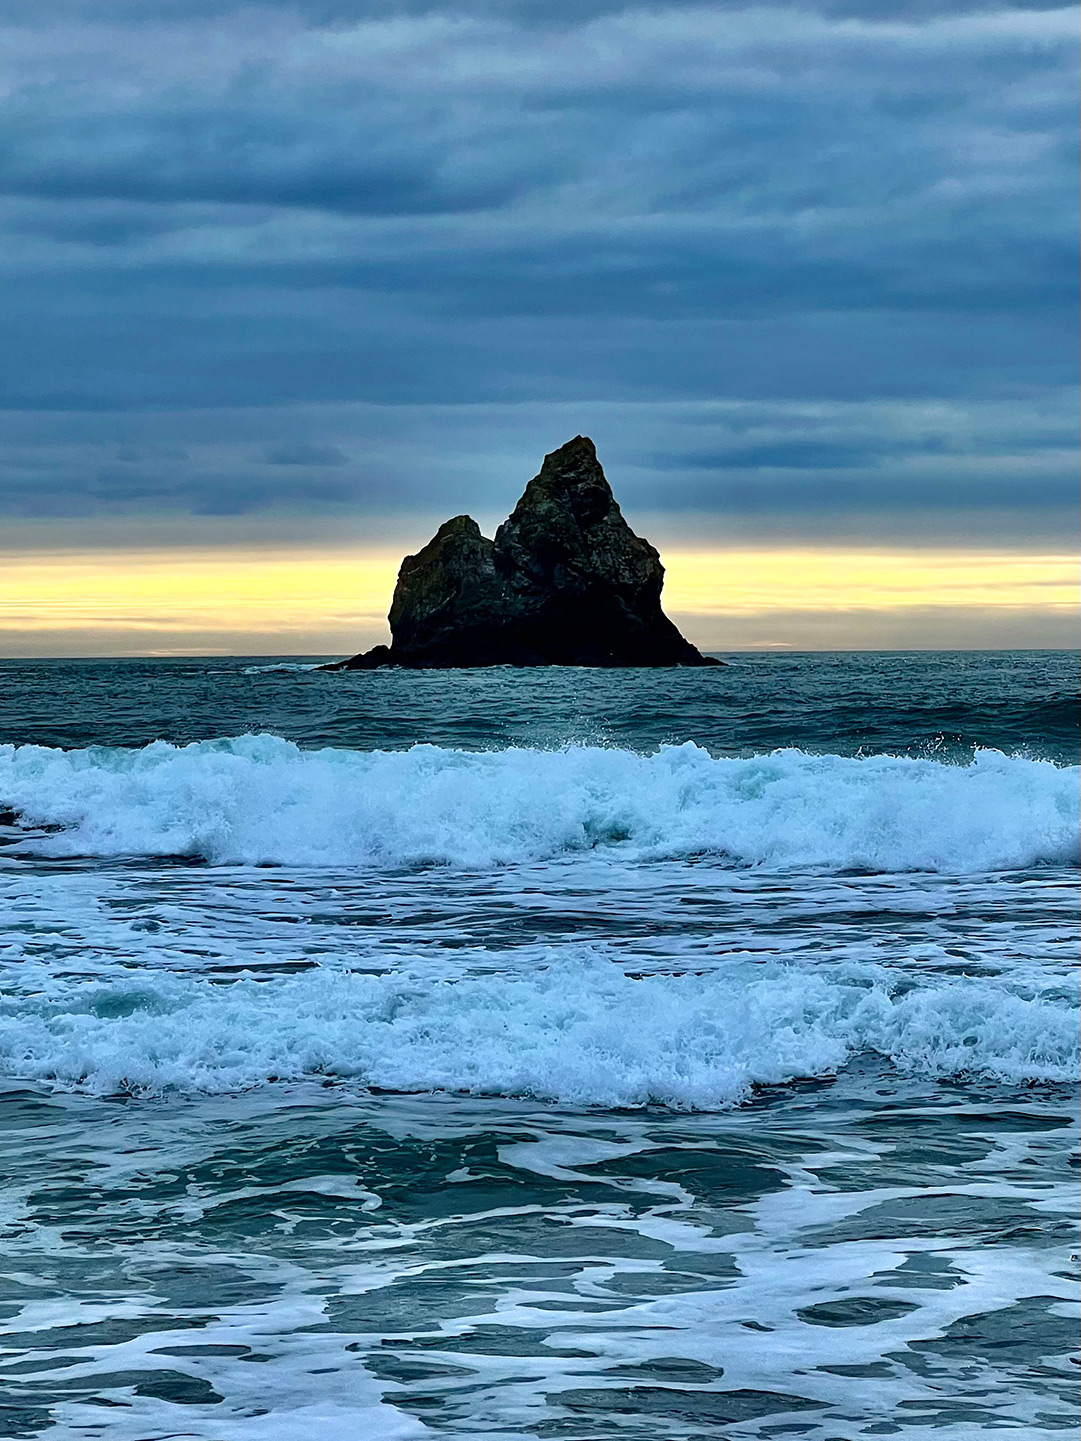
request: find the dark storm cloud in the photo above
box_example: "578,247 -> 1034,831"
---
0,444 -> 364,518
0,2 -> 1066,23
1,393 -> 1073,548
262,442 -> 347,465
680,439 -> 934,469
646,457 -> 1079,513
0,0 -> 1076,535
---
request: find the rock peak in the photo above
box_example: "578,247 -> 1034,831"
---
533,434 -> 600,487
504,435 -> 620,534
435,514 -> 483,537
329,438 -> 720,669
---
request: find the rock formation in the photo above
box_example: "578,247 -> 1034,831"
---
327,436 -> 720,668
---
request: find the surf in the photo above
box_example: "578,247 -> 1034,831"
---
1,735 -> 1077,874
1,952 -> 1076,1104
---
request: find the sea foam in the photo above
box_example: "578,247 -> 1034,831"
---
1,735 -> 1076,873
0,956 -> 1075,1103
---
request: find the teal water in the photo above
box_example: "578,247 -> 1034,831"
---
0,652 -> 1077,1439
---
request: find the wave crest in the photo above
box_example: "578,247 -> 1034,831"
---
1,735 -> 1077,873
1,958 -> 1075,1104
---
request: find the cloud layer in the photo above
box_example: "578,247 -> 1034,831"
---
0,1 -> 1076,540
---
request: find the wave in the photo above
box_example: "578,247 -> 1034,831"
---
240,662 -> 325,674
0,956 -> 1075,1104
1,735 -> 1077,873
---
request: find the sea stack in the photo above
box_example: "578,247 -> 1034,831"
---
328,436 -> 720,668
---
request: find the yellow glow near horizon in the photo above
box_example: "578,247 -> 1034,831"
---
661,550 -> 1080,615
0,550 -> 403,633
0,545 -> 1076,653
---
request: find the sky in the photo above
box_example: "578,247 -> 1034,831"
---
1,0 -> 1077,656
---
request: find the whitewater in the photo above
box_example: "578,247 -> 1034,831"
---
3,734 -> 1077,873
0,651 -> 1077,1440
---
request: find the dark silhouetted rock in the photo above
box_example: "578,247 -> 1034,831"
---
326,436 -> 720,668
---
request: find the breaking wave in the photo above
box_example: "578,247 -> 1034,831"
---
0,956 -> 1075,1105
1,734 -> 1077,874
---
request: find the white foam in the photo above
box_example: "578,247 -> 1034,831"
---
240,662 -> 325,674
1,956 -> 1075,1104
1,736 -> 1076,873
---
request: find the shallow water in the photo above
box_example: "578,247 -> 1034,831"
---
0,651 -> 1077,1439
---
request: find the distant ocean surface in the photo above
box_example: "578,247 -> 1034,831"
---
0,650 -> 1077,1440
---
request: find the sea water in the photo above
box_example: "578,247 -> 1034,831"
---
0,651 -> 1077,1440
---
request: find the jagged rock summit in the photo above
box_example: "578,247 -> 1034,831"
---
329,436 -> 720,668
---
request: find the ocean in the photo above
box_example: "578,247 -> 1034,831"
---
0,650 -> 1077,1440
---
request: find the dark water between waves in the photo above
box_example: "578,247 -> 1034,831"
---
4,649 -> 1078,759
0,651 -> 1077,1440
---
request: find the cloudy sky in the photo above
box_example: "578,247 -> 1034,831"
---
2,0 -> 1077,655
